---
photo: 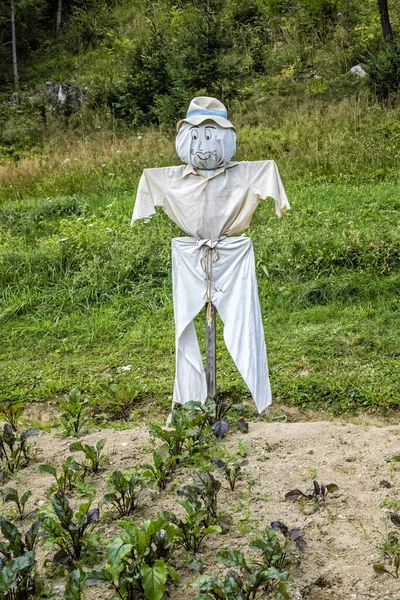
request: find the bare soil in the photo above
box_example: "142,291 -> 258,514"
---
4,417 -> 400,600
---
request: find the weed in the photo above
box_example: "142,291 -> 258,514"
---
237,440 -> 248,458
373,512 -> 400,579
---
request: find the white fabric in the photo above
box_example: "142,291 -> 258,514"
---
172,236 -> 271,412
131,160 -> 290,239
175,122 -> 236,170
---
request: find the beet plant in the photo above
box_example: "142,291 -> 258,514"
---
69,439 -> 106,474
141,449 -> 178,490
41,492 -> 99,565
58,388 -> 88,436
0,402 -> 24,432
37,456 -> 82,495
1,488 -> 33,520
85,518 -> 178,600
285,480 -> 338,507
102,470 -> 147,517
0,425 -> 39,480
212,458 -> 248,491
150,407 -> 211,461
0,516 -> 44,599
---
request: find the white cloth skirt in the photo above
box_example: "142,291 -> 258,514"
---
172,236 -> 272,413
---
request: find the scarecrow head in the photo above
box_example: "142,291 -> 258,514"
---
176,97 -> 236,170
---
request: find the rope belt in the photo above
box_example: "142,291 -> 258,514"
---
197,236 -> 226,325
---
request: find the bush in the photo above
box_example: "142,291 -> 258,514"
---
366,40 -> 400,101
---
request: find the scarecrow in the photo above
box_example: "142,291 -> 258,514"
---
131,97 -> 290,414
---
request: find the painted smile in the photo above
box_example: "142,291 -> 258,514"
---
196,152 -> 212,160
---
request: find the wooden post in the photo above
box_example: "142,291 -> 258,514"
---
205,303 -> 216,400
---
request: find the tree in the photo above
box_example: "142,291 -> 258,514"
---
10,0 -> 19,91
377,0 -> 394,42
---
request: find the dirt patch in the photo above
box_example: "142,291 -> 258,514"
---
2,419 -> 400,600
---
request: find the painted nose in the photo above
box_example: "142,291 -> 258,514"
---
197,139 -> 204,151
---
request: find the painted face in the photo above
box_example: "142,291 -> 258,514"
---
176,122 -> 236,169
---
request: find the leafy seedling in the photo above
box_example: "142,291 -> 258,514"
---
373,511 -> 400,579
102,470 -> 147,517
212,458 -> 248,491
270,521 -> 307,550
97,381 -> 140,421
86,518 -> 178,600
0,425 -> 39,479
193,526 -> 295,599
69,439 -> 106,474
37,456 -> 82,495
0,401 -> 24,432
285,480 -> 338,506
1,488 -> 34,520
41,492 -> 99,565
64,568 -> 87,600
0,516 -> 44,599
141,449 -> 178,490
58,387 -> 88,436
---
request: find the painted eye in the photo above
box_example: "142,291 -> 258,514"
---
191,129 -> 199,140
205,128 -> 212,140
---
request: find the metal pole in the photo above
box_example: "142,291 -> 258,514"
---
205,303 -> 216,399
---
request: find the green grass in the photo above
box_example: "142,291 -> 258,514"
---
1,156 -> 399,416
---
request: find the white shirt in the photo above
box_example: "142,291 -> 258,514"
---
131,160 -> 289,239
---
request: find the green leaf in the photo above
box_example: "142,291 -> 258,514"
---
85,569 -> 114,586
65,568 -> 86,600
141,559 -> 167,600
373,563 -> 390,574
217,549 -> 246,568
20,490 -> 32,508
106,537 -> 133,567
37,464 -> 57,477
1,488 -> 19,505
69,442 -> 84,453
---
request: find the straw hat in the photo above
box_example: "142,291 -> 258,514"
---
176,96 -> 235,132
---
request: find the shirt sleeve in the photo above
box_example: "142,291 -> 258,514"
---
130,168 -> 167,225
247,160 -> 290,217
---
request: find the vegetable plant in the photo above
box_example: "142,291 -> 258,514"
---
193,526 -> 296,599
162,490 -> 222,555
373,511 -> 400,579
0,402 -> 24,432
185,394 -> 246,439
41,492 -> 99,565
102,470 -> 147,517
58,388 -> 88,436
1,488 -> 33,520
64,568 -> 87,600
0,425 -> 39,479
86,517 -> 178,600
98,382 -> 140,421
212,458 -> 249,490
69,439 -> 106,474
149,408 -> 208,461
0,516 -> 44,599
37,456 -> 82,495
285,480 -> 338,506
270,521 -> 307,550
141,449 -> 178,490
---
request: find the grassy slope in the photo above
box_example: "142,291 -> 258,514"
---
1,125 -> 399,414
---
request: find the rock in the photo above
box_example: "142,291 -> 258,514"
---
350,65 -> 367,77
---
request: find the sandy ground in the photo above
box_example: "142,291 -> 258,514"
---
2,418 -> 400,600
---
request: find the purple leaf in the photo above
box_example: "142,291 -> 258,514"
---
285,489 -> 309,502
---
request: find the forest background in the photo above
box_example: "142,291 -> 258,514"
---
0,0 -> 400,421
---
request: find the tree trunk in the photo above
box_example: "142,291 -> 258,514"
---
10,0 -> 19,91
377,0 -> 394,42
56,0 -> 62,33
